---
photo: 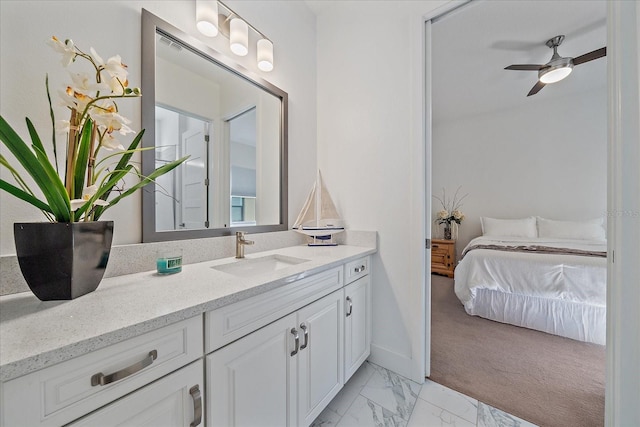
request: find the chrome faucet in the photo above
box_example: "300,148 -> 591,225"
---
235,231 -> 254,258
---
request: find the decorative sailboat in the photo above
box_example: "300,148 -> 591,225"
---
293,170 -> 345,246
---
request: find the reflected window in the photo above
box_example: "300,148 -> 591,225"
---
229,108 -> 257,226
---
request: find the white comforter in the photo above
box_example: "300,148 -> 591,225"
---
454,237 -> 607,344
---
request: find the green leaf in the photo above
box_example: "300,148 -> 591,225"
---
26,118 -> 46,161
0,179 -> 53,214
73,118 -> 93,200
75,165 -> 132,219
92,155 -> 188,221
45,74 -> 59,175
31,144 -> 71,219
0,115 -> 71,221
94,130 -> 144,204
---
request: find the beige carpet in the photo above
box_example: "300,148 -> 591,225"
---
429,275 -> 605,427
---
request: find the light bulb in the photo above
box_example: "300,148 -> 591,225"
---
196,0 -> 219,37
230,18 -> 248,56
257,39 -> 273,72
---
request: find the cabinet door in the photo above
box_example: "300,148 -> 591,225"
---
297,291 -> 344,426
344,275 -> 371,381
69,360 -> 204,427
207,313 -> 297,427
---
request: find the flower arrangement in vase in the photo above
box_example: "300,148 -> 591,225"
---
434,186 -> 467,240
0,37 -> 188,300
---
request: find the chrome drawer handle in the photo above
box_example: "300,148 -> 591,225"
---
290,328 -> 300,356
91,350 -> 158,386
346,296 -> 353,317
300,323 -> 309,350
189,385 -> 202,426
354,265 -> 366,273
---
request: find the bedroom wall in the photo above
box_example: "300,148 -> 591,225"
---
432,87 -> 607,259
0,0 -> 317,255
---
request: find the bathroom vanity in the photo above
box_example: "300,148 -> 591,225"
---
0,244 -> 373,427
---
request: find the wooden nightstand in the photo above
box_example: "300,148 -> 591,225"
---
431,239 -> 455,278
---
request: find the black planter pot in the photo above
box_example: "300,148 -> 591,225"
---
14,221 -> 114,301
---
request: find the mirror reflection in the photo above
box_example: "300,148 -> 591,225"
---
141,10 -> 287,242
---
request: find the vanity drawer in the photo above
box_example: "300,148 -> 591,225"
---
345,256 -> 370,284
206,266 -> 343,353
1,316 -> 203,427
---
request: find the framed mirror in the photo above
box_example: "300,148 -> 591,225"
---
141,9 -> 288,242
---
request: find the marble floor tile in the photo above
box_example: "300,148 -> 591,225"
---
337,395 -> 407,427
359,363 -> 421,420
328,362 -> 377,415
418,380 -> 478,424
311,406 -> 342,427
407,398 -> 475,427
477,402 -> 538,427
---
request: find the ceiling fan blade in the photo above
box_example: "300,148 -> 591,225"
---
527,81 -> 546,97
505,64 -> 546,71
573,47 -> 606,65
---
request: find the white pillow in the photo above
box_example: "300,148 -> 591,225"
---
537,217 -> 606,241
481,216 -> 537,238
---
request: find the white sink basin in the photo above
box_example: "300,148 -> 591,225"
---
211,254 -> 309,277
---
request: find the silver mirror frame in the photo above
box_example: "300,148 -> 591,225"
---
141,9 -> 288,242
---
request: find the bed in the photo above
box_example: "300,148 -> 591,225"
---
454,216 -> 607,345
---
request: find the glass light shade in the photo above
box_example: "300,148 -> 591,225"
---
257,39 -> 274,72
539,66 -> 573,84
230,18 -> 249,56
195,0 -> 219,37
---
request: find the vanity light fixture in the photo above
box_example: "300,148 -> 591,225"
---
195,0 -> 219,37
195,0 -> 274,71
230,18 -> 249,56
257,39 -> 274,72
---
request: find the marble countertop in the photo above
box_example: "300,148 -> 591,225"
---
0,244 -> 375,382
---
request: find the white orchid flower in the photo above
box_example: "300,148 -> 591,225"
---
70,185 -> 109,211
100,133 -> 125,151
55,119 -> 71,134
91,110 -> 134,136
58,86 -> 92,112
104,55 -> 129,80
89,47 -> 104,67
107,76 -> 129,95
48,36 -> 76,67
69,72 -> 110,94
90,47 -> 128,81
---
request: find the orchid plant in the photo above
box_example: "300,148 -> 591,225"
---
434,186 -> 467,227
0,37 -> 187,222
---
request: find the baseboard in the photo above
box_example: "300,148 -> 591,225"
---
369,343 -> 413,380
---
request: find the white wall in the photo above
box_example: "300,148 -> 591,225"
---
316,0 -> 448,379
0,0 -> 317,255
433,88 -> 607,258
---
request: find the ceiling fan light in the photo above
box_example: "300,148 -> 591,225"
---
539,57 -> 574,84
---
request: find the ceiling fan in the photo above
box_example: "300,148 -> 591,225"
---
505,35 -> 606,96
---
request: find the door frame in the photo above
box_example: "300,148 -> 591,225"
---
418,2 -> 640,425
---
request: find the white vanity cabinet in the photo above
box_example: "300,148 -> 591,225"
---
205,256 -> 371,427
206,273 -> 345,427
1,316 -> 203,427
343,255 -> 371,382
344,275 -> 371,382
69,360 -> 204,427
0,251 -> 373,427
